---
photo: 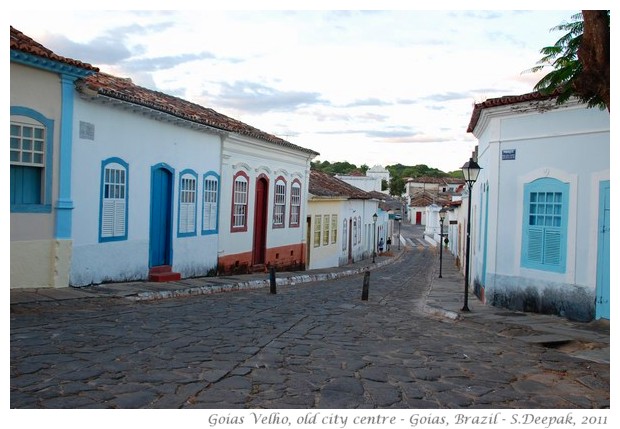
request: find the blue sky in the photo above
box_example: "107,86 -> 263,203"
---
7,3 -> 608,172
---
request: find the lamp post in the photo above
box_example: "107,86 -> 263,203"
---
438,208 -> 446,278
372,213 -> 378,263
461,157 -> 481,312
397,218 -> 401,250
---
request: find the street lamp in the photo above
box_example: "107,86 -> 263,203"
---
372,213 -> 378,263
438,207 -> 446,278
461,157 -> 482,312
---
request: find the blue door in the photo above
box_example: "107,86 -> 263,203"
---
150,165 -> 174,267
595,180 -> 610,320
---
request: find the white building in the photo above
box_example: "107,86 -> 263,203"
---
467,91 -> 610,321
307,171 -> 380,269
217,133 -> 318,275
70,73 -> 224,285
336,164 -> 389,194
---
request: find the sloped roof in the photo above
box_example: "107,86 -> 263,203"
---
407,176 -> 465,186
467,90 -> 557,133
11,26 -> 319,157
309,170 -> 373,199
10,26 -> 99,71
78,72 -> 319,155
409,191 -> 451,208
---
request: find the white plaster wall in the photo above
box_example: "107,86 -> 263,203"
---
336,175 -> 381,192
70,97 -> 221,285
473,101 -> 610,313
219,135 -> 312,259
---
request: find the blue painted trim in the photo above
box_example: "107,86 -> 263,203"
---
595,180 -> 610,319
177,169 -> 198,238
481,183 -> 489,286
55,75 -> 77,239
98,157 -> 129,243
201,171 -> 220,236
11,50 -> 95,78
10,106 -> 54,213
520,177 -> 569,273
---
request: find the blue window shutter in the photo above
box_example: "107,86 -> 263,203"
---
11,165 -> 42,205
527,226 -> 543,264
521,178 -> 568,273
544,229 -> 561,265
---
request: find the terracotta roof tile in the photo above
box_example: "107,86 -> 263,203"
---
10,26 -> 99,71
467,90 -> 558,133
409,191 -> 451,207
309,170 -> 372,199
11,26 -> 318,156
78,72 -> 319,155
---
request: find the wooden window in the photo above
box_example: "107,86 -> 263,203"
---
289,180 -> 301,227
273,177 -> 287,228
10,110 -> 53,213
202,173 -> 219,234
232,171 -> 249,231
521,178 -> 569,273
178,171 -> 197,236
314,215 -> 321,247
331,214 -> 338,244
323,214 -> 330,246
100,158 -> 128,242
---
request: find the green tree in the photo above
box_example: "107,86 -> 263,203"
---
528,11 -> 609,111
381,179 -> 389,192
389,176 -> 405,197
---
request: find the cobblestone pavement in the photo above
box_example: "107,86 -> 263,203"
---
10,238 -> 609,409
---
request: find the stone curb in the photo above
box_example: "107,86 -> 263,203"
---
127,253 -> 401,302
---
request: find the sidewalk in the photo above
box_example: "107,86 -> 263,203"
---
425,249 -> 610,365
11,245 -> 609,364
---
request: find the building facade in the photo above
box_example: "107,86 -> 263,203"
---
467,92 -> 610,321
306,170 -> 380,270
10,27 -> 98,288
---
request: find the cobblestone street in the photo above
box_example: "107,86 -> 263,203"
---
10,238 -> 609,409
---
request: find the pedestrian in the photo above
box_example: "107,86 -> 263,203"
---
378,237 -> 384,253
386,237 -> 391,251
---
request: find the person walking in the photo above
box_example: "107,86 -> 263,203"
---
378,237 -> 384,253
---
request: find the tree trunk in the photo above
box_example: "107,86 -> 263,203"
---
575,10 -> 610,111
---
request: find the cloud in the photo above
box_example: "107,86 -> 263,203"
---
212,81 -> 327,113
343,98 -> 392,107
42,32 -> 133,65
123,52 -> 218,72
423,91 -> 473,102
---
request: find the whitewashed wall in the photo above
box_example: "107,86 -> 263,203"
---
472,100 -> 610,320
218,134 -> 312,270
70,96 -> 221,285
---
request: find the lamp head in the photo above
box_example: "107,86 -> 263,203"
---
461,157 -> 481,184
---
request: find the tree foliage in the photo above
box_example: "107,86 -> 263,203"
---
528,10 -> 609,111
310,160 -> 360,175
311,160 -> 453,196
388,176 -> 405,196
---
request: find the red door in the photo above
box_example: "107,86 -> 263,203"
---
416,211 -> 422,224
253,177 -> 268,265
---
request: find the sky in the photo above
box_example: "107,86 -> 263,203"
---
6,3 -> 610,173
